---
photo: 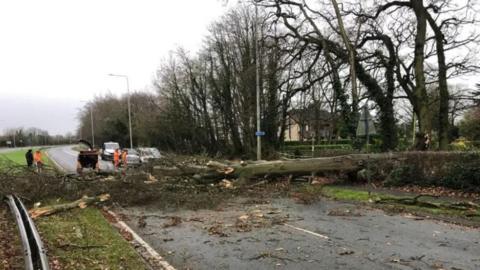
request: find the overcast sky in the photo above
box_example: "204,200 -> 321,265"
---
0,0 -> 232,135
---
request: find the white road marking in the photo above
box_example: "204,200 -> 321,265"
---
284,223 -> 329,240
107,210 -> 176,270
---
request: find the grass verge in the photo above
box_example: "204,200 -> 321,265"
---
295,184 -> 480,225
1,148 -> 149,269
36,206 -> 148,270
0,147 -> 52,173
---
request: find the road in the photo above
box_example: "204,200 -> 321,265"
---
46,145 -> 113,173
46,146 -> 480,269
116,198 -> 480,270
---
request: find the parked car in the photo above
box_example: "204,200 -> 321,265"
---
137,147 -> 162,163
123,148 -> 142,167
101,142 -> 120,161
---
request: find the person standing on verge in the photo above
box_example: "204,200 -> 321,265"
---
33,150 -> 43,173
25,149 -> 33,168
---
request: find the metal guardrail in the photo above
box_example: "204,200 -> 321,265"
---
6,195 -> 49,270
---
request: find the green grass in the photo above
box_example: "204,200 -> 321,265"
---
295,185 -> 480,224
2,148 -> 148,268
321,186 -> 374,201
36,207 -> 148,270
0,148 -> 57,176
0,148 -> 51,167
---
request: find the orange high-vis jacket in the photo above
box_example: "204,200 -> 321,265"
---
34,151 -> 42,163
121,152 -> 127,164
113,151 -> 120,162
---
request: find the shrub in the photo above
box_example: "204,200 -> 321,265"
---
440,159 -> 480,191
385,165 -> 422,187
449,138 -> 471,151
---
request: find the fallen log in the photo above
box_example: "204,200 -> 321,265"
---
29,194 -> 110,219
154,153 -> 402,182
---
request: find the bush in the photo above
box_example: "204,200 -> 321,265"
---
384,165 -> 431,187
440,159 -> 480,191
382,152 -> 480,192
448,137 -> 478,151
283,139 -> 352,146
284,144 -> 353,151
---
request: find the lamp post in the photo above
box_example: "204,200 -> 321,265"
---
255,1 -> 262,160
89,105 -> 95,147
108,74 -> 133,149
80,100 -> 95,147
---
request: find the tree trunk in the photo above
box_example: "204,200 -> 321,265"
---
331,0 -> 359,114
425,11 -> 449,150
153,153 -> 408,182
412,0 -> 431,136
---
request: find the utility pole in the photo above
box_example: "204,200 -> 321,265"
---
109,74 -> 133,149
90,106 -> 95,147
81,100 -> 96,147
255,1 -> 262,160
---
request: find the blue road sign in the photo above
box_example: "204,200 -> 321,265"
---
255,131 -> 266,136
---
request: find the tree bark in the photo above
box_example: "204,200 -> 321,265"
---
425,11 -> 449,150
330,0 -> 359,115
29,194 -> 110,219
411,0 -> 431,136
153,153 -> 407,182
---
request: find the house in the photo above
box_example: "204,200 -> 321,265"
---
284,106 -> 333,142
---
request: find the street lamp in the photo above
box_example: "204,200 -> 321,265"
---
80,100 -> 95,147
108,73 -> 133,149
254,1 -> 262,160
90,106 -> 95,147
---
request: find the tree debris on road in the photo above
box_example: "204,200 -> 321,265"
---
30,194 -> 110,219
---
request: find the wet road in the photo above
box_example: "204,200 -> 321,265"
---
46,145 -> 114,173
117,198 -> 480,270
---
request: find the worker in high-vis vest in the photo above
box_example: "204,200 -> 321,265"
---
33,150 -> 43,173
121,149 -> 128,176
121,149 -> 128,167
113,149 -> 120,170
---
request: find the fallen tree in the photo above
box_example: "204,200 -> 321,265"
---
29,194 -> 110,219
152,152 -> 480,187
154,153 -> 406,182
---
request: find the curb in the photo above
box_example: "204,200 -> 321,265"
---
105,209 -> 176,270
44,150 -> 65,173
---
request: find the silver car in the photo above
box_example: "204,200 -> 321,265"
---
137,147 -> 162,163
124,148 -> 142,166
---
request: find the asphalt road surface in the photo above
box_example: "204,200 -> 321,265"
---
46,145 -> 114,173
116,198 -> 480,270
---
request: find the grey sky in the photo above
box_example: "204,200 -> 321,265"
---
0,0 -> 231,135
